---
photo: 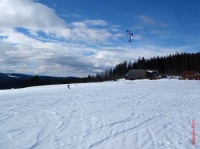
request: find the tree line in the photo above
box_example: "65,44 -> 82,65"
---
18,52 -> 200,88
88,52 -> 200,81
24,76 -> 83,87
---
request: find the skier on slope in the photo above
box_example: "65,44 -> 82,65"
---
67,85 -> 70,89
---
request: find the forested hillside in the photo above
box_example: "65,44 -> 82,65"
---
1,52 -> 200,89
89,52 -> 200,81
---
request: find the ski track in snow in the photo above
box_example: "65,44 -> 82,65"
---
0,79 -> 200,149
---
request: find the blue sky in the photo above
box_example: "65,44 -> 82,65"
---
0,0 -> 200,77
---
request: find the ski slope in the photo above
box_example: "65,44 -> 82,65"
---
0,79 -> 199,149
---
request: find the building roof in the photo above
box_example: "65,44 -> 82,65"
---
146,70 -> 158,73
126,69 -> 146,79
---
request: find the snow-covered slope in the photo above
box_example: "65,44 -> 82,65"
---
8,75 -> 20,78
0,79 -> 200,149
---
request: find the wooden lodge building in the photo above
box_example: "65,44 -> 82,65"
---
181,71 -> 200,80
125,69 -> 158,80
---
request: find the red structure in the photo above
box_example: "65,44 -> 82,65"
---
181,71 -> 200,80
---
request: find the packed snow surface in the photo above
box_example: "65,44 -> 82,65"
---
0,79 -> 200,149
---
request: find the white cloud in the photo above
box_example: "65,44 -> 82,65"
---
71,26 -> 111,43
0,0 -> 113,43
138,15 -> 156,25
0,31 -> 196,77
0,0 -> 66,30
150,30 -> 162,35
131,26 -> 144,31
52,3 -> 57,8
60,13 -> 82,18
83,20 -> 108,26
1,0 -> 193,77
159,23 -> 167,27
133,34 -> 143,40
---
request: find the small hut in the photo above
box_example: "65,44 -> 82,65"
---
145,70 -> 158,79
125,69 -> 146,80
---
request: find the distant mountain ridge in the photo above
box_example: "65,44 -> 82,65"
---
0,72 -> 80,90
0,73 -> 33,78
0,73 -> 8,77
7,73 -> 33,78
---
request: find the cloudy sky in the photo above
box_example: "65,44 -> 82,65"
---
0,0 -> 200,77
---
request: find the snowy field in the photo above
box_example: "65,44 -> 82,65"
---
0,79 -> 200,149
